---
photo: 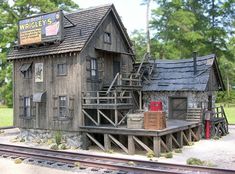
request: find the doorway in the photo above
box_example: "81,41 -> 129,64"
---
113,61 -> 120,78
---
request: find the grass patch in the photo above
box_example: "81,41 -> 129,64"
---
0,107 -> 13,127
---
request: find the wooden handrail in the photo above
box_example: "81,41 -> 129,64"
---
135,52 -> 149,77
106,72 -> 120,95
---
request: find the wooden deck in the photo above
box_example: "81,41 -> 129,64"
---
80,120 -> 201,157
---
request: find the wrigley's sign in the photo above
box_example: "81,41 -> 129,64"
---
18,11 -> 63,46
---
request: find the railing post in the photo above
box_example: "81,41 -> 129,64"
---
114,90 -> 117,105
97,109 -> 100,126
97,91 -> 99,104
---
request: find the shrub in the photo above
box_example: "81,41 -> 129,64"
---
174,149 -> 182,153
165,152 -> 173,158
54,131 -> 62,145
187,158 -> 204,166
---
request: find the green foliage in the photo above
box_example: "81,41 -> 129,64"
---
0,107 -> 13,127
186,157 -> 216,167
174,149 -> 182,153
0,0 -> 79,107
146,150 -> 155,159
187,157 -> 204,166
54,131 -> 62,145
165,152 -> 173,158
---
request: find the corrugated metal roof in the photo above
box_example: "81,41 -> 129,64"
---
143,54 -> 217,92
8,4 -> 112,60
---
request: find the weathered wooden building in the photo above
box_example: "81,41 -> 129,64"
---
8,4 -> 135,131
142,54 -> 225,121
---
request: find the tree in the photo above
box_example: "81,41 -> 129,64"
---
0,0 -> 79,107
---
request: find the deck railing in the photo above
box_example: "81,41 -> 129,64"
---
82,90 -> 133,105
106,73 -> 142,95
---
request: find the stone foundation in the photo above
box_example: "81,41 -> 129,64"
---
16,129 -> 83,149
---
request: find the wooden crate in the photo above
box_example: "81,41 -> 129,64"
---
127,113 -> 144,129
144,111 -> 166,130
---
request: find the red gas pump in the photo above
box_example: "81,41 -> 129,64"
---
204,111 -> 211,139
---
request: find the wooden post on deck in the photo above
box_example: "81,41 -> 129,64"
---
153,136 -> 161,157
128,135 -> 135,155
177,131 -> 183,148
166,134 -> 173,151
104,134 -> 111,151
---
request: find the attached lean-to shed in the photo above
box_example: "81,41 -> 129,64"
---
142,54 -> 225,121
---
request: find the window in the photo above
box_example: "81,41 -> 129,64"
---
104,32 -> 111,44
24,97 -> 31,117
57,63 -> 67,76
91,59 -> 97,78
20,63 -> 32,79
59,96 -> 67,117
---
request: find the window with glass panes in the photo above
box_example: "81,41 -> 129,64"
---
24,97 -> 31,117
57,63 -> 67,75
91,59 -> 97,78
59,96 -> 67,117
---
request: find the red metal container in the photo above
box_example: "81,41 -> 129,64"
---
149,101 -> 162,111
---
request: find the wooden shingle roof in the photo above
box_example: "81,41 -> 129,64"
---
143,54 -> 225,92
8,4 -> 117,60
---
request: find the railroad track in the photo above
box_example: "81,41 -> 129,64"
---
0,143 -> 234,174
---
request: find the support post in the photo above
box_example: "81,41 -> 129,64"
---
139,91 -> 142,110
177,131 -> 183,148
153,136 -> 161,157
115,109 -> 118,127
128,135 -> 135,155
97,109 -> 100,125
104,134 -> 111,151
166,134 -> 172,151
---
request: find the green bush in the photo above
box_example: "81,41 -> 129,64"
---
54,131 -> 62,145
187,158 -> 204,166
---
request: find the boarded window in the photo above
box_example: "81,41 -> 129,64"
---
169,97 -> 187,120
24,97 -> 31,117
20,63 -> 32,78
104,32 -> 111,44
91,59 -> 97,78
57,63 -> 67,75
59,96 -> 67,117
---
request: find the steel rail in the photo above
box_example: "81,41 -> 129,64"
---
0,143 -> 234,174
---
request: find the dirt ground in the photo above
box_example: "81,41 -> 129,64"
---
0,125 -> 235,173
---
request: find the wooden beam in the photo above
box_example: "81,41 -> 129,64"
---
166,134 -> 172,151
190,129 -> 199,141
98,110 -> 115,126
160,139 -> 170,152
109,135 -> 128,154
177,131 -> 183,148
82,109 -> 98,126
128,136 -> 135,155
171,134 -> 180,148
86,133 -> 105,151
153,137 -> 161,157
182,131 -> 189,145
133,136 -> 152,152
104,134 -> 111,151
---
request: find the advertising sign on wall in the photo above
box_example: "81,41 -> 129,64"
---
35,63 -> 43,82
18,11 -> 63,46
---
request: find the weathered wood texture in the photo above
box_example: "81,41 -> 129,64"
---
12,8 -> 134,131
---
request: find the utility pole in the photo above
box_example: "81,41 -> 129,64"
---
146,0 -> 151,55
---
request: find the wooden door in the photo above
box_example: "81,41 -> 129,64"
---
113,61 -> 120,78
169,97 -> 187,120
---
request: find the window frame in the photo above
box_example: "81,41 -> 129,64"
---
90,58 -> 98,79
57,63 -> 67,76
58,96 -> 68,118
23,97 -> 31,118
104,32 -> 111,44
